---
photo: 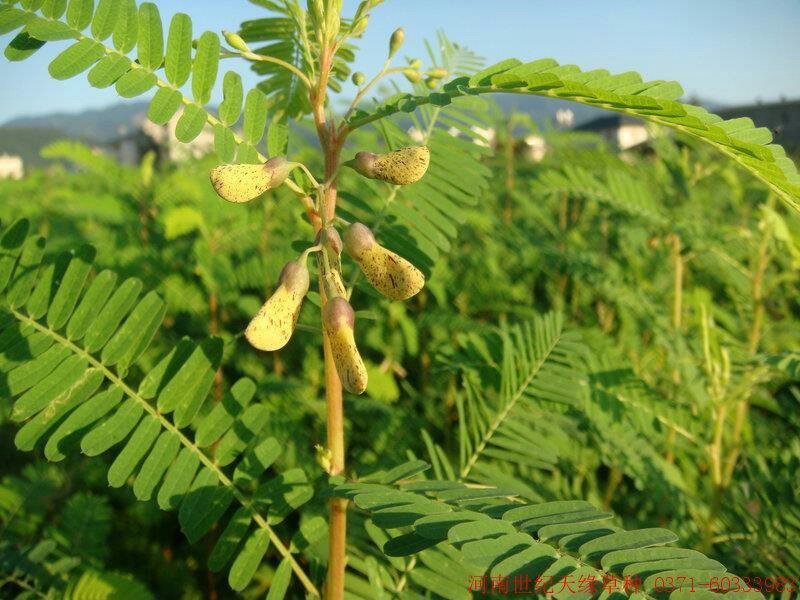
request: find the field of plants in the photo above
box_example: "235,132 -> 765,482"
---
1,1 -> 799,599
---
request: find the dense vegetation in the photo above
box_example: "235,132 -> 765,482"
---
1,0 -> 799,599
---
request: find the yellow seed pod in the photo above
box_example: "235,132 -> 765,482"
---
245,257 -> 310,351
323,297 -> 368,395
344,223 -> 424,300
347,146 -> 430,186
210,157 -> 291,203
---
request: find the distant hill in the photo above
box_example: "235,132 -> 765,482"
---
0,126 -> 95,167
1,102 -> 149,144
0,95 -> 732,167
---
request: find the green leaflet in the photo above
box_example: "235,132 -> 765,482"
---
164,12 -> 191,86
5,31 -> 45,62
90,0 -> 120,40
132,429 -> 180,501
214,404 -> 268,467
191,30 -> 219,105
219,71 -> 243,126
147,86 -> 182,124
214,124 -> 236,162
208,507 -> 251,572
157,446 -> 199,511
228,529 -> 270,591
265,557 -> 293,600
47,38 -> 103,79
7,235 -> 46,308
107,414 -> 161,487
14,368 -> 103,451
65,0 -> 93,30
175,103 -> 207,142
136,1 -> 162,70
178,467 -> 234,543
243,87 -> 268,145
114,68 -> 156,98
82,277 -> 142,353
100,290 -> 165,371
25,16 -> 73,40
0,7 -> 33,35
87,53 -> 130,88
111,0 -> 136,53
47,244 -> 95,330
44,385 -> 123,461
80,397 -> 143,456
195,377 -> 255,447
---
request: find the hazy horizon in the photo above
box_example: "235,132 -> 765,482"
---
1,0 -> 799,122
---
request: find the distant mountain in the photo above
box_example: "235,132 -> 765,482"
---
490,93 -> 603,127
1,102 -> 149,143
0,94 -> 732,165
0,126 -> 94,167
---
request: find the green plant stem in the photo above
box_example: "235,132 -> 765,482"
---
238,50 -> 313,89
340,61 -> 405,126
309,36 -> 347,600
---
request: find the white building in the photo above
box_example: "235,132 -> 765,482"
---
0,154 -> 24,179
573,114 -> 649,151
523,135 -> 548,162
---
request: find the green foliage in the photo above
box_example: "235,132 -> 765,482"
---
345,59 -> 800,212
2,0 -> 800,598
334,464 -> 764,599
0,218 -> 317,596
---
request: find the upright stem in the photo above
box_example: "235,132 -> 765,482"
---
321,140 -> 346,600
310,39 -> 347,600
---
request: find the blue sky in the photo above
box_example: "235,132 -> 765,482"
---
1,0 -> 798,121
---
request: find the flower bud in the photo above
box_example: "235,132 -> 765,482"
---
210,157 -> 292,203
352,71 -> 366,86
323,297 -> 368,394
388,27 -> 404,57
245,257 -> 310,351
346,146 -> 429,186
408,58 -> 422,69
223,30 -> 250,53
403,69 -> 422,84
343,223 -> 424,300
425,77 -> 439,90
426,68 -> 447,79
350,16 -> 368,36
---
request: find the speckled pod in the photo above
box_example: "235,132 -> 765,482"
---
349,146 -> 429,186
344,223 -> 424,300
245,259 -> 309,351
210,157 -> 291,203
323,298 -> 368,395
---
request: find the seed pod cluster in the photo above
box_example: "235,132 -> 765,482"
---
347,146 -> 430,186
210,157 -> 291,203
213,144 -> 431,398
323,297 -> 368,395
245,256 -> 310,351
344,223 -> 424,300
